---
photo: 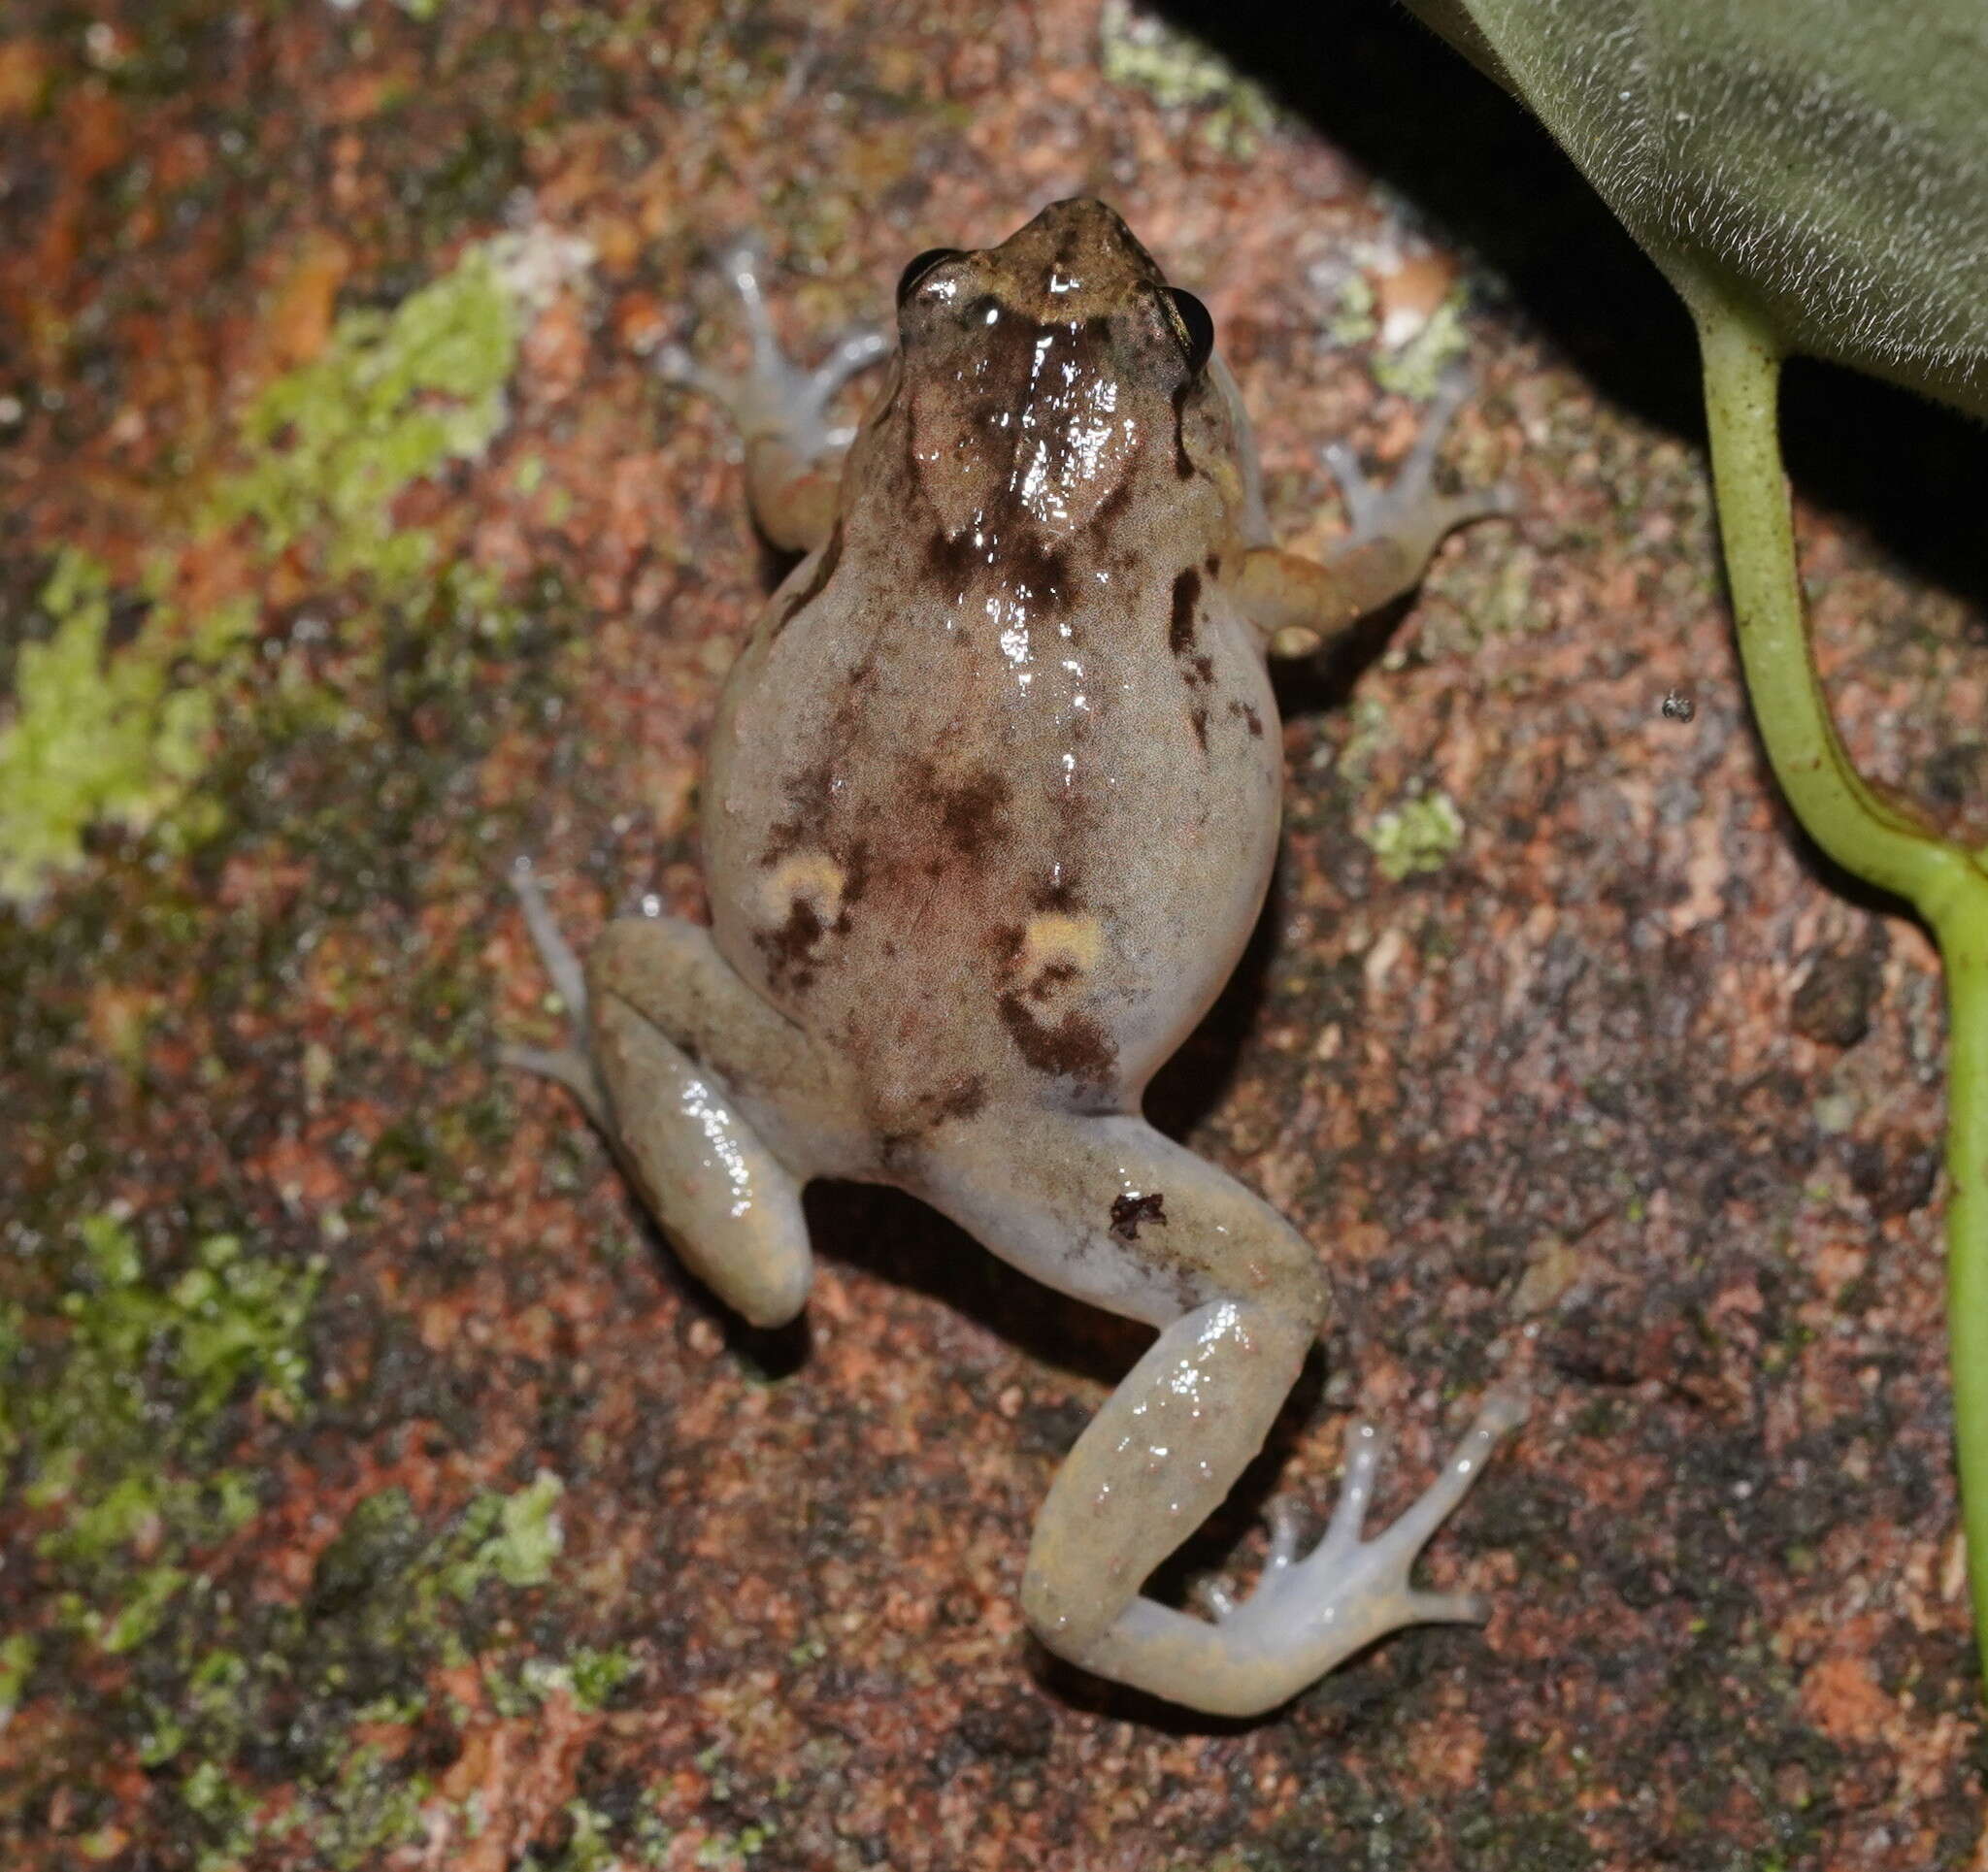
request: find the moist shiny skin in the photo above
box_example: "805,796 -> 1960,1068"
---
704,207 -> 1279,1144
512,198 -> 1520,1720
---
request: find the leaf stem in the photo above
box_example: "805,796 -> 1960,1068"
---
1695,292 -> 1988,1692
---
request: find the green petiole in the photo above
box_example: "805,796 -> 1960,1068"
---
1695,289 -> 1988,1691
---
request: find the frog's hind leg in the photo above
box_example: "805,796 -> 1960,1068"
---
915,1108 -> 1521,1718
504,865 -> 843,1330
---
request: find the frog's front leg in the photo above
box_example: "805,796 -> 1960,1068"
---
506,869 -> 858,1328
659,243 -> 886,554
1231,370 -> 1514,659
914,1108 -> 1521,1719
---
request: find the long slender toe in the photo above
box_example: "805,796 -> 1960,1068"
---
1264,1500 -> 1306,1572
1406,1587 -> 1492,1626
1373,1405 -> 1518,1559
510,858 -> 589,1017
1194,1580 -> 1241,1621
1321,1419 -> 1384,1552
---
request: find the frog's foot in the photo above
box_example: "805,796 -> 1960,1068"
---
1073,1391 -> 1525,1719
500,856 -> 609,1129
658,240 -> 888,461
1195,1396 -> 1527,1668
1242,368 -> 1516,661
1323,367 -> 1515,569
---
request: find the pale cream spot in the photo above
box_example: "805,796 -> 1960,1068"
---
1022,912 -> 1102,974
763,852 -> 845,920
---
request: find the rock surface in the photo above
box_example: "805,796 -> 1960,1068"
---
2,1 -> 1983,1866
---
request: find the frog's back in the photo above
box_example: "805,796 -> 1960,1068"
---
700,199 -> 1281,1144
705,527 -> 1278,1141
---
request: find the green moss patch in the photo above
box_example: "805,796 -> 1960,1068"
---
0,237 -> 561,903
5,1214 -> 321,1589
1363,785 -> 1466,881
0,552 -> 252,902
0,1206 -> 635,1864
205,246 -> 517,587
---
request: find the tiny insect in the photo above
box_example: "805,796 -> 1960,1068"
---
1661,690 -> 1696,721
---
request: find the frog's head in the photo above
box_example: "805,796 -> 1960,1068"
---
858,198 -> 1243,555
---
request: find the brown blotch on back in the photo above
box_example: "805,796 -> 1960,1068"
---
998,991 -> 1116,1085
1092,476 -> 1133,533
936,1075 -> 988,1123
922,526 -> 978,590
1007,535 -> 1072,610
1031,872 -> 1082,914
1169,566 -> 1201,656
1229,699 -> 1265,739
1109,1192 -> 1167,1240
756,897 -> 827,993
1189,704 -> 1209,751
924,522 -> 1071,617
925,767 -> 1014,866
759,760 -> 838,865
839,838 -> 872,913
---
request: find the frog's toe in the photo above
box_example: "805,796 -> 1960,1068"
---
1192,1577 -> 1241,1621
509,856 -> 588,1023
807,326 -> 891,417
654,340 -> 729,407
1196,1499 -> 1301,1622
1213,1395 -> 1522,1666
1262,1497 -> 1306,1574
1325,366 -> 1513,558
502,859 -> 610,1126
1335,1393 -> 1524,1574
1406,364 -> 1474,471
1405,1585 -> 1493,1626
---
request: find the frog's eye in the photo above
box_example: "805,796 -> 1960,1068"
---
1168,289 -> 1215,375
897,247 -> 964,305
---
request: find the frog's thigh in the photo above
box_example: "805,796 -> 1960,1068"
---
584,917 -> 829,1329
920,1114 -> 1325,1640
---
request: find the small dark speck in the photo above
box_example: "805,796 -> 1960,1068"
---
1169,566 -> 1201,657
1032,871 -> 1081,914
1791,948 -> 1877,1048
1110,1192 -> 1166,1240
1846,1132 -> 1939,1217
1661,690 -> 1696,722
935,1075 -> 988,1124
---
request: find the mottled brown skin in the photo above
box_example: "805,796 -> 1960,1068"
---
705,205 -> 1281,1144
515,200 -> 1519,1717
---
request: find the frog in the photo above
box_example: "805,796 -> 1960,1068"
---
507,198 -> 1523,1719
